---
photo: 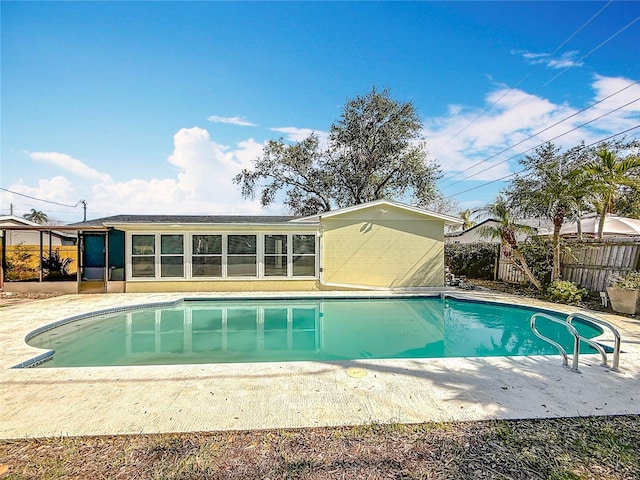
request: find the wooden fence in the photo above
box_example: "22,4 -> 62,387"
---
497,248 -> 526,284
497,237 -> 640,292
561,238 -> 640,292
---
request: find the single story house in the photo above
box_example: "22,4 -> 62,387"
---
2,200 -> 462,293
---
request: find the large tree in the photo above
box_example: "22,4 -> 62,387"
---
234,134 -> 333,216
615,186 -> 640,219
234,87 -> 440,215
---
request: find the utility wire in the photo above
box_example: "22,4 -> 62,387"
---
551,1 -> 613,53
0,187 -> 82,208
444,97 -> 639,187
543,15 -> 640,87
432,0 -> 613,159
441,81 -> 640,188
444,124 -> 640,199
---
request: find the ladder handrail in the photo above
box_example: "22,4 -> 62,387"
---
530,313 -> 581,372
566,312 -> 621,372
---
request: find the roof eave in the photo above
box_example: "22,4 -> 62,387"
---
296,199 -> 463,225
102,221 -> 319,229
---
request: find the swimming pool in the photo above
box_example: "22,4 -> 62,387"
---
24,296 -> 603,368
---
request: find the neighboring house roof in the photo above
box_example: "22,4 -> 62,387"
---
0,215 -> 79,238
294,199 -> 463,225
560,214 -> 640,236
445,218 -> 498,239
0,215 -> 43,228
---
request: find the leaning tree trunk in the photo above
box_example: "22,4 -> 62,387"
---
513,248 -> 543,291
502,241 -> 543,291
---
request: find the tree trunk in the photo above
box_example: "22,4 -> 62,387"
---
577,216 -> 583,241
551,221 -> 562,282
597,193 -> 612,240
501,241 -> 543,291
513,248 -> 543,291
597,210 -> 607,240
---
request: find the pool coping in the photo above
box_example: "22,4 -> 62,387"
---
1,290 -> 639,439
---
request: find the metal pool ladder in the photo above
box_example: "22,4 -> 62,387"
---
529,312 -> 621,373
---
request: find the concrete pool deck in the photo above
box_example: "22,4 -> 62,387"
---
1,290 -> 639,439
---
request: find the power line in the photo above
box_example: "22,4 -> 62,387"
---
442,86 -> 639,187
543,15 -> 640,87
0,187 -> 82,208
438,80 -> 639,188
550,1 -> 613,53
444,124 -> 640,199
445,97 -> 639,187
432,1 -> 613,158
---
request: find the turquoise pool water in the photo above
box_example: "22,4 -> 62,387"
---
27,297 -> 602,367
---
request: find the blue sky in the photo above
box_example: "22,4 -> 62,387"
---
2,1 -> 639,223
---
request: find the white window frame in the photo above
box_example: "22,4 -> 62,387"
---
191,234 -> 223,279
127,231 -> 318,281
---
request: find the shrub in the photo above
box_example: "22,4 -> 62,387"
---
5,243 -> 38,281
42,249 -> 74,277
445,242 -> 498,280
608,271 -> 640,290
545,280 -> 588,305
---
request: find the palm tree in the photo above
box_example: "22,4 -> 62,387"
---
586,150 -> 640,239
23,209 -> 48,224
507,142 -> 589,281
475,196 -> 542,291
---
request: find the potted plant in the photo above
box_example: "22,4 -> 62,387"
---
607,271 -> 640,315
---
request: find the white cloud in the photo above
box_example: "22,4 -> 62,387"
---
516,50 -> 583,69
547,51 -> 583,69
425,74 -> 639,188
29,152 -> 112,183
11,128 -> 276,222
90,127 -> 270,217
592,74 -> 640,100
207,115 -> 256,127
7,176 -> 75,205
271,126 -> 329,145
14,74 -> 637,223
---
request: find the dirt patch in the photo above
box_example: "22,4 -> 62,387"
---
0,291 -> 63,308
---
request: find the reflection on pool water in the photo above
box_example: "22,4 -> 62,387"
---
28,297 -> 602,367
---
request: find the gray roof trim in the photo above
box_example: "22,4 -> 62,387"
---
70,214 -> 317,228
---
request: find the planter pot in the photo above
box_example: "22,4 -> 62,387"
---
606,287 -> 640,315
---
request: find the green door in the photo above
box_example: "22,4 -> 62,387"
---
80,233 -> 106,292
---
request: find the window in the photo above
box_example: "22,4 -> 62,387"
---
192,235 -> 222,277
227,235 -> 257,277
131,235 -> 155,277
129,232 -> 317,280
264,234 -> 288,276
292,234 -> 316,276
160,234 -> 184,278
